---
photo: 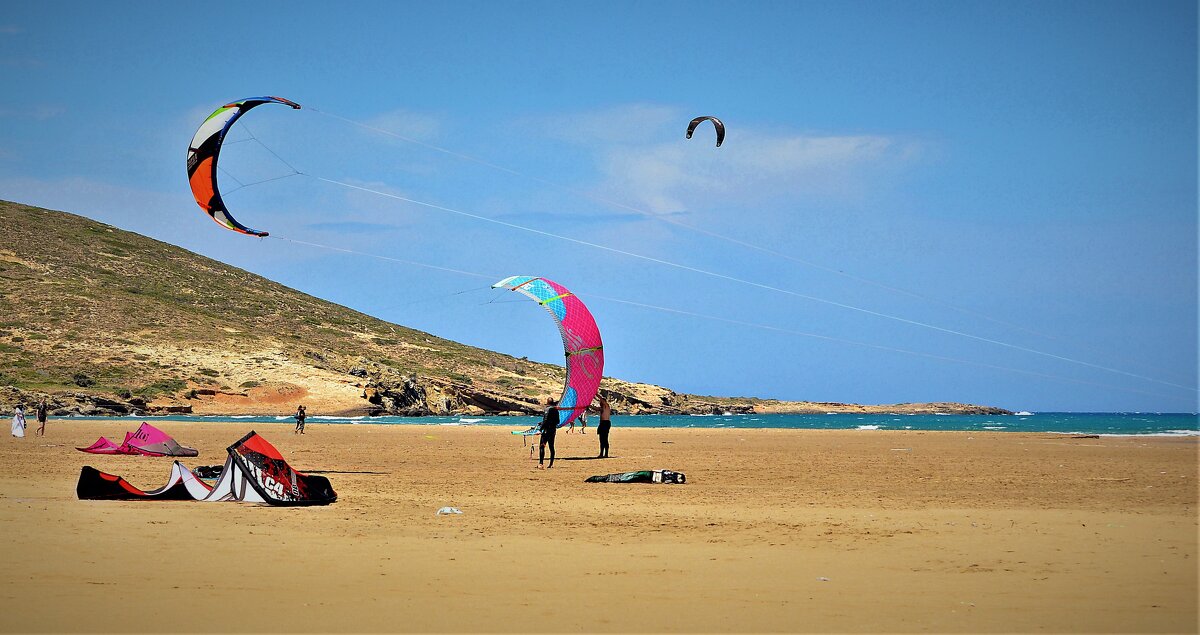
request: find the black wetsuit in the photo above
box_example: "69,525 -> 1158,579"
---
598,418 -> 611,457
539,407 -> 559,467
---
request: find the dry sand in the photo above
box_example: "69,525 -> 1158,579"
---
0,421 -> 1195,633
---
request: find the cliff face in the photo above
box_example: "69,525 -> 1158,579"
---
0,200 -> 1010,418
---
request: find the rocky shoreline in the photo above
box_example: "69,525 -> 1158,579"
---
0,378 -> 1011,419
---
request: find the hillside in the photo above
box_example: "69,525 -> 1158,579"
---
0,200 -> 1009,417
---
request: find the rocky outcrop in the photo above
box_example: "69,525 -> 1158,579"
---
363,373 -> 432,416
362,373 -> 543,416
353,375 -> 761,418
0,386 -> 196,417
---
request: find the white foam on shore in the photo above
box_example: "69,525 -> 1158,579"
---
855,424 -> 881,430
983,426 -> 1006,430
1100,429 -> 1200,437
1051,430 -> 1200,437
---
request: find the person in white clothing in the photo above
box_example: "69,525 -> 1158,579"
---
11,405 -> 26,438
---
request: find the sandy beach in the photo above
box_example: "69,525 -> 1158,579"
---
0,420 -> 1195,633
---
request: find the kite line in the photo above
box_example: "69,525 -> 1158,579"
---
269,234 -> 1186,402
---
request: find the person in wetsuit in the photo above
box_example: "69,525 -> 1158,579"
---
538,398 -> 559,469
34,398 -> 48,437
595,395 -> 612,458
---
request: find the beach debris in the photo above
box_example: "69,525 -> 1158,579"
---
436,506 -> 463,515
77,431 -> 336,505
194,465 -> 223,479
817,577 -> 830,582
586,470 -> 685,484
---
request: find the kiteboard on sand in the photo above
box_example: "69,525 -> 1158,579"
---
585,470 -> 686,484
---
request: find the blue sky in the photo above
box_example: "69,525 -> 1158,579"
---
1,1 -> 1195,412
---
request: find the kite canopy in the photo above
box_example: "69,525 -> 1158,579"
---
76,462 -> 214,500
686,116 -> 725,147
186,96 -> 301,237
493,276 -> 604,428
77,431 -> 336,506
76,423 -> 198,457
77,436 -> 123,454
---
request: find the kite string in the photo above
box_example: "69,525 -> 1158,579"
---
307,106 -> 1146,370
239,123 -> 304,176
266,233 -> 1186,402
273,235 -> 493,280
236,114 -> 1192,393
308,175 -> 1197,394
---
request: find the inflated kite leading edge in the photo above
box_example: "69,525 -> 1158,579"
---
186,96 -> 301,237
686,116 -> 725,147
493,276 -> 604,429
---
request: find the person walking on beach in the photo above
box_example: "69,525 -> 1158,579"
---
538,398 -> 559,469
34,398 -> 48,437
10,405 -> 26,438
294,404 -> 307,434
595,395 -> 611,458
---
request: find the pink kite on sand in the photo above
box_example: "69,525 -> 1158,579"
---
77,436 -> 124,454
77,423 -> 198,457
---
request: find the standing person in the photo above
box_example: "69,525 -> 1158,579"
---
538,398 -> 559,469
595,395 -> 611,458
294,404 -> 307,434
34,398 -> 48,437
10,404 -> 25,438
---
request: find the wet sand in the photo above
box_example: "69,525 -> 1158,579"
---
1,421 -> 1195,633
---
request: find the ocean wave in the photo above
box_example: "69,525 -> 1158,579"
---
855,424 -> 881,430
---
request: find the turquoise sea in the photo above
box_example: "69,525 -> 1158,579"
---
69,412 -> 1199,436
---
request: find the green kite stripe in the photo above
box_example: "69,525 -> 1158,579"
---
539,292 -> 573,305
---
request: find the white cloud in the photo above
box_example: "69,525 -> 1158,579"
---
361,108 -> 443,142
0,104 -> 64,119
512,104 -> 922,218
523,103 -> 680,143
593,130 -> 916,214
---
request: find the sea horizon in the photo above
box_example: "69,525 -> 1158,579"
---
58,412 -> 1200,436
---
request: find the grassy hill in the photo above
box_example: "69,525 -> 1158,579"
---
0,200 -> 1008,417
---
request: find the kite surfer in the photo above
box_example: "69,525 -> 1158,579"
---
594,395 -> 611,458
294,405 -> 307,434
538,398 -> 559,469
10,404 -> 25,438
34,398 -> 48,437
